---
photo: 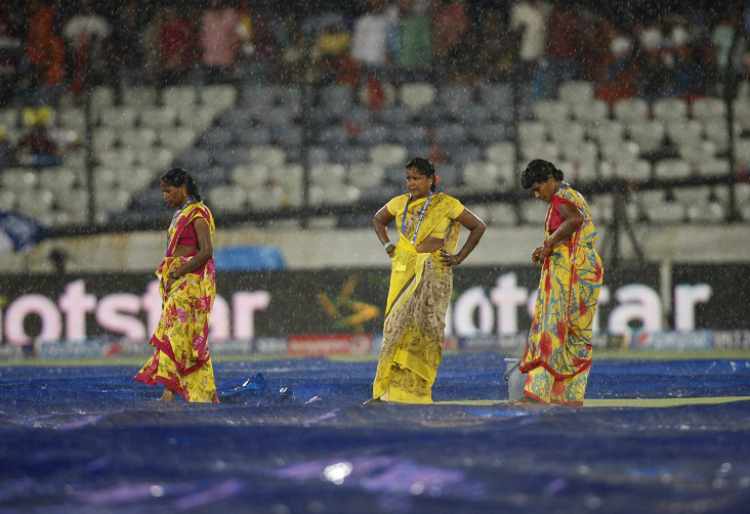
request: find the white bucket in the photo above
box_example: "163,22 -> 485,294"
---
503,357 -> 525,401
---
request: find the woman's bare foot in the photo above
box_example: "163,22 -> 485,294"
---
160,389 -> 174,401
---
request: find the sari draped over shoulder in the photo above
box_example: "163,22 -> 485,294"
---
134,202 -> 219,403
372,192 -> 464,404
520,184 -> 604,406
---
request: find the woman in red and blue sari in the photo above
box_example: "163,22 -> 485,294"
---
135,168 -> 218,403
519,159 -> 604,406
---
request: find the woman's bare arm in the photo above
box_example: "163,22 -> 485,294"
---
373,205 -> 396,257
440,208 -> 486,266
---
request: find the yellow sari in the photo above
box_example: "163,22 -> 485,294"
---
134,202 -> 219,403
520,184 -> 603,406
372,192 -> 465,404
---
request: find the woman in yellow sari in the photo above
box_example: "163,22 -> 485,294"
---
134,168 -> 219,403
519,159 -> 604,407
371,157 -> 486,404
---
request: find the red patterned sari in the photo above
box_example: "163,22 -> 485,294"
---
520,184 -> 604,406
134,202 -> 219,403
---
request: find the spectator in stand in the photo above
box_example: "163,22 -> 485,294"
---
0,6 -> 22,106
200,0 -> 241,83
351,0 -> 393,71
595,33 -> 640,105
159,6 -> 195,86
63,0 -> 112,96
0,127 -> 13,171
311,16 -> 351,84
637,25 -> 668,101
396,0 -> 432,77
15,111 -> 62,168
664,23 -> 706,99
107,0 -> 147,93
432,0 -> 468,80
545,0 -> 583,94
510,0 -> 547,99
24,0 -> 65,106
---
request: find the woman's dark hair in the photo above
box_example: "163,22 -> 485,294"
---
405,157 -> 437,191
160,167 -> 201,201
521,159 -> 564,190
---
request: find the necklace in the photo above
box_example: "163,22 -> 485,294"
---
401,192 -> 432,245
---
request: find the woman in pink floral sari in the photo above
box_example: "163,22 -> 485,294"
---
135,168 -> 218,403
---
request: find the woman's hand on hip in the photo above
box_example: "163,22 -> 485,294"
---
440,249 -> 460,267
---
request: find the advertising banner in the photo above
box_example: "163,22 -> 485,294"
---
0,263 -> 748,347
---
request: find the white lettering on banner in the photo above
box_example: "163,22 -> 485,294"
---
96,294 -> 146,341
453,286 -> 494,336
233,291 -> 271,340
490,273 -> 528,335
450,275 -> 709,336
0,279 -> 272,344
5,295 -> 62,345
674,284 -> 712,332
59,280 -> 97,340
210,296 -> 230,341
141,281 -> 161,336
608,284 -> 662,334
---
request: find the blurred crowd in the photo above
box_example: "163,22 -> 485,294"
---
0,0 -> 748,109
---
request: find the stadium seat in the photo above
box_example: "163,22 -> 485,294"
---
486,142 -> 516,165
376,105 -> 411,126
613,98 -> 649,123
463,161 -> 504,190
91,86 -> 114,113
665,119 -> 703,147
123,86 -> 157,108
559,81 -> 594,105
532,100 -> 570,124
559,159 -> 598,183
653,98 -> 688,122
736,138 -> 750,167
99,106 -> 137,129
97,148 -> 136,170
208,185 -> 246,213
200,127 -> 234,150
601,158 -> 652,181
645,202 -> 686,223
626,120 -> 665,153
518,121 -> 546,145
0,190 -> 16,210
348,163 -> 385,189
520,200 -> 548,225
40,167 -> 78,191
400,83 -> 436,112
654,159 -> 692,180
58,108 -> 85,131
695,158 -> 730,177
572,99 -> 609,124
231,164 -> 271,190
120,128 -> 158,150
370,144 -> 407,168
139,106 -> 176,129
318,125 -> 349,146
200,85 -> 237,110
686,201 -> 725,223
733,100 -> 750,130
588,120 -> 625,144
329,145 -> 370,165
93,127 -> 118,154
391,124 -> 428,146
439,85 -> 474,117
547,121 -> 585,146
470,123 -> 510,145
355,124 -> 390,146
520,141 -> 559,162
434,124 -> 468,145
601,140 -> 640,163
159,127 -> 196,151
487,202 -> 518,226
310,163 -> 346,188
679,141 -> 717,166
248,145 -> 286,167
691,97 -> 725,121
703,119 -> 741,152
478,83 -> 513,112
163,86 -> 197,109
672,185 -> 711,204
